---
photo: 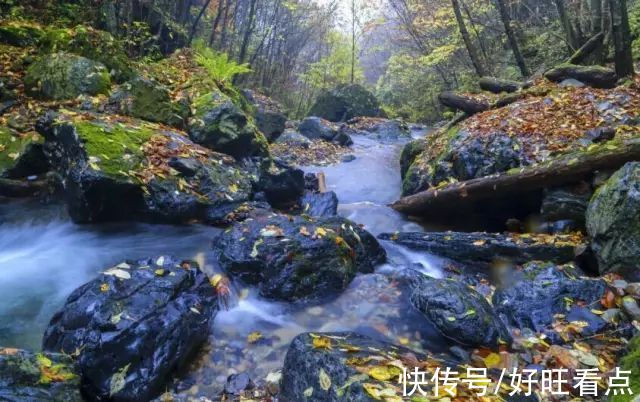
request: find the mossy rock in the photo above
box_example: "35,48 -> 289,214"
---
610,335 -> 640,402
544,63 -> 617,89
38,111 -> 254,223
0,126 -> 48,179
0,348 -> 81,401
189,91 -> 269,159
40,25 -> 133,82
109,77 -> 189,128
0,21 -> 45,47
24,52 -> 111,100
308,84 -> 383,122
587,162 -> 640,280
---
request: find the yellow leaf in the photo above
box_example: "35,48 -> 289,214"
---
483,352 -> 502,368
368,365 -> 400,381
210,274 -> 223,287
362,383 -> 381,400
100,283 -> 110,292
315,227 -> 327,238
472,240 -> 486,246
313,336 -> 332,350
319,368 -> 331,391
247,331 -> 263,344
154,269 -> 165,276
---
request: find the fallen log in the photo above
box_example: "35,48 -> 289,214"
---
567,32 -> 604,65
479,77 -> 522,94
390,137 -> 640,217
544,63 -> 617,89
0,177 -> 49,197
438,92 -> 490,115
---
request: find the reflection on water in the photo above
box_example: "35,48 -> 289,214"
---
0,128 -> 448,397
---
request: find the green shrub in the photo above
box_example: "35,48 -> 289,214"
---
193,41 -> 251,86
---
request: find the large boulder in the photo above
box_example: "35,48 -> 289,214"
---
0,348 -> 81,401
493,262 -> 607,339
544,63 -> 617,89
24,53 -> 111,100
411,276 -> 511,348
212,210 -> 386,302
43,256 -> 217,401
251,159 -> 305,208
298,117 -> 338,141
587,162 -> 640,280
189,91 -> 269,159
308,84 -> 383,122
378,231 -> 583,266
340,117 -> 410,141
108,77 -> 189,129
0,126 -> 48,179
243,90 -> 287,142
37,111 -> 254,224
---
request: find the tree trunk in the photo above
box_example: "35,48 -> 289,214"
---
554,0 -> 580,50
609,0 -> 634,77
567,31 -> 605,64
238,0 -> 258,63
350,0 -> 357,83
209,0 -> 225,46
591,0 -> 603,33
391,138 -> 640,217
188,0 -> 212,44
494,0 -> 530,77
451,0 -> 487,77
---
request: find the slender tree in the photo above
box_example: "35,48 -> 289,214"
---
238,0 -> 258,63
609,0 -> 634,77
450,0 -> 487,77
494,0 -> 530,77
554,0 -> 580,50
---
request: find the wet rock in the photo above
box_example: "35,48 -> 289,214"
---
340,154 -> 356,163
274,129 -> 312,148
308,84 -> 383,122
253,160 -> 305,208
332,131 -> 353,146
108,77 -> 189,128
38,111 -> 253,224
378,231 -> 581,265
298,117 -> 338,142
24,53 -> 111,100
213,210 -> 386,302
189,91 -> 269,159
399,138 -> 426,180
300,191 -> 339,217
544,64 -> 617,89
622,296 -> 640,321
0,348 -> 81,401
403,130 -> 527,196
540,185 -> 591,225
42,256 -> 217,401
224,372 -> 254,395
492,262 -> 607,337
243,90 -> 287,142
0,126 -> 49,179
411,276 -> 512,348
281,332 -> 436,401
558,78 -> 586,88
341,117 -> 411,141
586,162 -> 640,280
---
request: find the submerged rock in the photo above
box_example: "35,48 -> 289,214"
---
212,210 -> 386,302
411,276 -> 511,348
189,91 -> 269,159
0,126 -> 48,179
378,231 -> 582,265
43,256 -> 217,401
108,77 -> 188,128
0,348 -> 81,401
38,111 -> 253,224
308,84 -> 383,122
587,162 -> 640,280
24,53 -> 111,100
493,262 -> 607,337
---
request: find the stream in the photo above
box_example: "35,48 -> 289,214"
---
0,129 -> 452,396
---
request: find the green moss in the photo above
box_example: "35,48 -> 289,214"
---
0,21 -> 45,47
0,126 -> 42,172
71,120 -> 154,178
610,335 -> 640,402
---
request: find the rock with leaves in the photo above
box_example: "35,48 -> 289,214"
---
212,209 -> 386,303
308,84 -> 383,123
43,256 -> 217,401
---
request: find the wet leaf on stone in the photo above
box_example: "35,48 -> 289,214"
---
312,336 -> 332,349
109,363 -> 130,397
247,331 -> 263,344
104,268 -> 131,280
362,383 -> 381,399
368,365 -> 401,381
319,368 -> 331,391
100,283 -> 110,292
303,387 -> 313,397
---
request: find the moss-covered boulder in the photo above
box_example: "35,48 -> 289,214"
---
212,209 -> 386,303
37,111 -> 254,224
0,348 -> 81,401
308,84 -> 383,122
243,89 -> 287,142
24,52 -> 111,100
189,91 -> 269,159
587,162 -> 640,280
40,25 -> 133,82
0,126 -> 48,179
610,335 -> 640,402
109,77 -> 189,129
0,21 -> 45,47
544,63 -> 617,89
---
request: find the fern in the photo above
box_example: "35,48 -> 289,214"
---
193,41 -> 251,85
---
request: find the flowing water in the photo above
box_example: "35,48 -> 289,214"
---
0,128 -> 451,397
